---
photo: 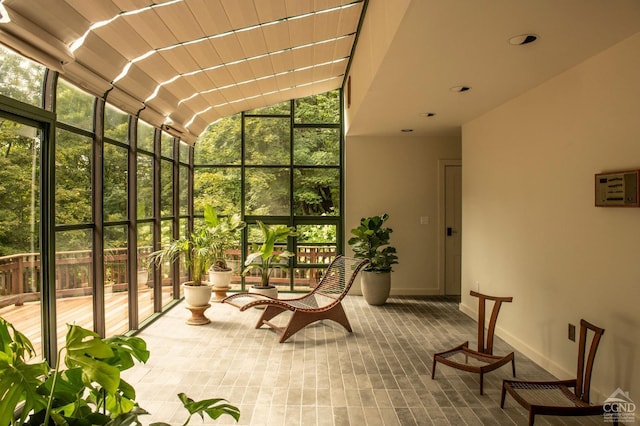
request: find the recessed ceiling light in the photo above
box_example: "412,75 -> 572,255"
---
420,112 -> 436,118
450,86 -> 471,93
508,34 -> 538,46
401,129 -> 414,133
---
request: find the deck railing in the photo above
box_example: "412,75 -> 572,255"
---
0,245 -> 336,308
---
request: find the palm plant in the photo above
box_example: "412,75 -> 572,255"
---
242,221 -> 298,288
148,227 -> 217,285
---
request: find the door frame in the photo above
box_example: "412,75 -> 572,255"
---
438,159 -> 462,295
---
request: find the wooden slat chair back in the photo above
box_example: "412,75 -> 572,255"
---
432,291 -> 515,394
223,256 -> 369,343
501,319 -> 611,425
575,319 -> 604,403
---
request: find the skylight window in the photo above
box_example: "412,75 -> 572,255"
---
183,75 -> 341,129
146,35 -> 353,103
70,0 -> 182,52
111,1 -> 361,84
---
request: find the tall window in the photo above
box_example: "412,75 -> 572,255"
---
194,89 -> 343,291
0,43 -> 192,360
55,81 -> 95,344
103,104 -> 129,335
0,117 -> 43,356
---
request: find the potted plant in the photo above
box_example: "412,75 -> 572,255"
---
348,213 -> 399,305
148,227 -> 217,307
0,317 -> 240,425
242,221 -> 298,299
204,205 -> 246,289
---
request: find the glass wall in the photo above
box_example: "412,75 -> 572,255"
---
194,89 -> 343,291
0,44 -> 189,361
0,117 -> 43,357
0,42 -> 344,362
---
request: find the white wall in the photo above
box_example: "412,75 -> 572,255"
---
345,133 -> 461,295
462,32 -> 640,401
344,0 -> 410,134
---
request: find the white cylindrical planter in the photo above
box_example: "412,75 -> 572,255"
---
361,271 -> 391,306
209,269 -> 232,288
249,285 -> 278,309
182,282 -> 213,306
137,269 -> 148,286
209,269 -> 233,302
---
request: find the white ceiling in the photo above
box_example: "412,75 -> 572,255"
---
2,1 -> 640,142
347,0 -> 640,138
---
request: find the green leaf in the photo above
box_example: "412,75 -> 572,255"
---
203,204 -> 219,227
103,335 -> 150,370
64,325 -> 120,394
0,360 -> 49,426
0,317 -> 37,362
177,393 -> 240,425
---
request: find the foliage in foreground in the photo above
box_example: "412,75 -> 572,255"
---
0,317 -> 240,425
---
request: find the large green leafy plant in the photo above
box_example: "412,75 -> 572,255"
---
242,221 -> 298,288
0,317 -> 240,425
348,214 -> 399,272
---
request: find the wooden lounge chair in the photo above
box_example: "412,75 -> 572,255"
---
222,255 -> 369,343
432,291 -> 515,395
501,319 -> 614,425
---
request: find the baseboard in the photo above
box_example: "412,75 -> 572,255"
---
390,288 -> 443,296
459,301 -> 570,375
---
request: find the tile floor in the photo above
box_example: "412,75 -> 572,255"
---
122,295 -> 607,425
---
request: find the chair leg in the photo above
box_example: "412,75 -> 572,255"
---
325,302 -> 352,332
511,358 -> 516,377
431,357 -> 437,379
479,371 -> 484,395
256,305 -> 287,329
500,382 -> 508,408
278,304 -> 354,343
279,311 -> 315,343
528,411 -> 535,426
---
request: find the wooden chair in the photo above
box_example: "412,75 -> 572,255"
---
501,319 -> 614,426
432,291 -> 515,395
222,256 -> 369,343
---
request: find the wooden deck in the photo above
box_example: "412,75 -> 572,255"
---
0,287 -> 171,358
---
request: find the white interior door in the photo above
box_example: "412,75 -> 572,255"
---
445,165 -> 462,295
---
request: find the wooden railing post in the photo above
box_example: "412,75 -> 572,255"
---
15,256 -> 24,306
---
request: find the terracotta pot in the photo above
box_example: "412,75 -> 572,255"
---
361,271 -> 391,305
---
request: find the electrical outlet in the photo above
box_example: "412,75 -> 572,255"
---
568,323 -> 576,342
